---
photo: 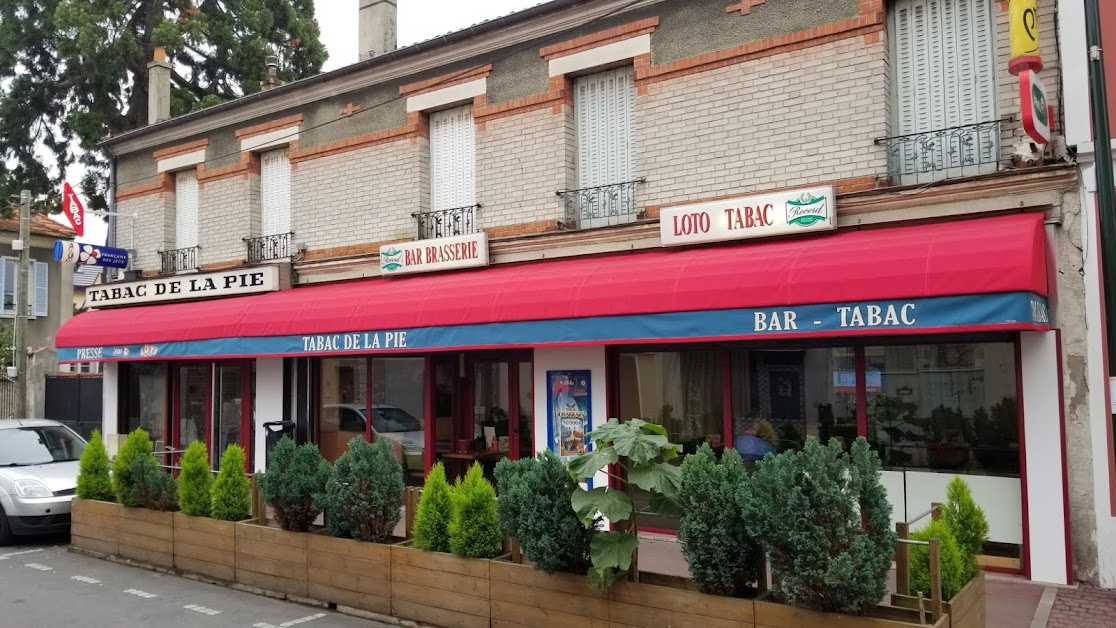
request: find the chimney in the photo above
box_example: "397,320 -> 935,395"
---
262,55 -> 284,91
359,0 -> 398,60
147,47 -> 172,124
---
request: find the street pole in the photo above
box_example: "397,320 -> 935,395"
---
14,191 -> 30,418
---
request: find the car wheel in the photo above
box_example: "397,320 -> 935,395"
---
0,505 -> 14,546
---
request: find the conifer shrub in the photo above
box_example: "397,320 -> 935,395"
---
127,455 -> 179,511
494,451 -> 594,574
679,445 -> 763,596
450,462 -> 502,558
260,436 -> 330,531
910,519 -> 968,600
412,462 -> 453,552
76,429 -> 114,501
177,440 -> 212,517
321,438 -> 404,542
943,476 -> 989,581
741,437 -> 896,614
113,429 -> 156,505
211,445 -> 251,522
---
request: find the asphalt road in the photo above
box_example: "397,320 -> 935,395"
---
0,537 -> 392,628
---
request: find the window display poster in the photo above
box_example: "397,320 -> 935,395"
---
548,370 -> 592,459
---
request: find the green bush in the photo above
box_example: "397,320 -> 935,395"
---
910,519 -> 968,600
260,436 -> 330,531
211,445 -> 251,522
741,437 -> 896,614
113,429 -> 157,505
679,445 -> 763,596
494,451 -> 594,574
943,476 -> 989,580
450,462 -> 502,558
76,429 -> 114,501
321,438 -> 404,542
127,456 -> 179,511
178,441 -> 212,517
412,462 -> 453,553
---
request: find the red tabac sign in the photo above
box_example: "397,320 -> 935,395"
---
61,182 -> 85,237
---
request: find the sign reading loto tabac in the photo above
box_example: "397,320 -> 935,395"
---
659,186 -> 836,247
85,266 -> 281,308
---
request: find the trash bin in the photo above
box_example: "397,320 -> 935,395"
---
262,420 -> 296,465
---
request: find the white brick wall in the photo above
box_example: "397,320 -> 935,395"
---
198,176 -> 252,266
476,107 -> 570,229
116,192 -> 173,272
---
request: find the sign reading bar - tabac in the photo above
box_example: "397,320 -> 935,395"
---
86,266 -> 281,308
659,186 -> 836,247
379,232 -> 490,276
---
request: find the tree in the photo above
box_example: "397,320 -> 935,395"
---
260,436 -> 330,532
113,428 -> 156,506
320,438 -> 404,543
412,463 -> 453,553
449,462 -> 501,559
76,429 -> 113,501
211,445 -> 251,522
0,0 -> 327,210
177,440 -> 211,517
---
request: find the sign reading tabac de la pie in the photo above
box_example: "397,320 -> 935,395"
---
379,232 -> 490,276
85,266 -> 281,308
659,186 -> 836,247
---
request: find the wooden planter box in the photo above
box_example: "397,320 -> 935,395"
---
173,513 -> 236,582
117,506 -> 174,569
70,498 -> 120,557
892,572 -> 986,628
609,579 -> 756,628
754,599 -> 949,628
306,534 -> 392,615
390,543 -> 491,628
489,560 -> 608,628
234,522 -> 309,598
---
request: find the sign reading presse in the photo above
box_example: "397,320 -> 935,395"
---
86,266 -> 281,308
379,232 -> 489,276
659,186 -> 836,246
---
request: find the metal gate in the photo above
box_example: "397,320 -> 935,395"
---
0,379 -> 16,419
44,375 -> 103,440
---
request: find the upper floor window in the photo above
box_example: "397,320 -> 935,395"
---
248,148 -> 294,262
423,105 -> 477,239
1,259 -> 49,318
174,169 -> 199,250
888,0 -> 999,184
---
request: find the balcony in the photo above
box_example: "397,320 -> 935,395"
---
413,205 -> 479,240
876,119 -> 1007,186
159,246 -> 199,274
244,232 -> 293,263
557,178 -> 645,229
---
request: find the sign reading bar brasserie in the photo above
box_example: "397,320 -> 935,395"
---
659,186 -> 836,247
379,232 -> 489,276
86,266 -> 281,308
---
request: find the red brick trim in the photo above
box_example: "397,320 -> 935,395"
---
290,115 -> 424,164
474,76 -> 570,126
152,139 -> 209,161
303,238 -> 409,262
199,260 -> 246,272
196,153 -> 259,187
485,219 -> 561,238
726,0 -> 765,16
400,64 -> 493,97
234,114 -> 304,140
115,174 -> 173,202
540,17 -> 660,60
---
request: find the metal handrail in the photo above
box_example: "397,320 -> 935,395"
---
243,232 -> 293,263
158,245 -> 199,274
557,178 -> 646,229
872,116 -> 1014,144
412,204 -> 480,240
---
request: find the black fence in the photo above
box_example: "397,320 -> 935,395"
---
0,379 -> 15,419
45,375 -> 103,440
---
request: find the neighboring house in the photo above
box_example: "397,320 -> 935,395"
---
58,0 -> 1094,587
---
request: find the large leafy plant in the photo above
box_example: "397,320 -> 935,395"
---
567,418 -> 682,590
177,441 -> 212,517
495,451 -> 595,574
321,438 -> 404,542
260,436 -> 330,532
76,429 -> 113,501
741,437 -> 896,614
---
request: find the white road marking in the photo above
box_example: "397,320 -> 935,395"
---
123,588 -> 158,599
24,563 -> 52,571
254,623 -> 278,628
70,575 -> 101,584
0,548 -> 43,560
280,613 -> 328,626
184,604 -> 221,616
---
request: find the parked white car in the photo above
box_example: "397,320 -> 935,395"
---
0,419 -> 86,544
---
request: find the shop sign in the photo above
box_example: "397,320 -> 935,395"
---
54,240 -> 129,269
1008,0 -> 1042,76
547,370 -> 592,460
1020,70 -> 1051,144
85,265 -> 280,308
379,233 -> 489,276
659,186 -> 836,247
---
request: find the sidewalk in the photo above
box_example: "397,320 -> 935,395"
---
1047,583 -> 1116,628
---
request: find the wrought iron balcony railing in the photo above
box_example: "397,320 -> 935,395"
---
159,246 -> 199,274
244,232 -> 293,263
413,204 -> 479,240
557,178 -> 646,229
875,118 -> 1007,185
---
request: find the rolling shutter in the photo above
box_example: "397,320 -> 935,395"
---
175,170 -> 199,249
261,149 -> 292,236
575,66 -> 634,189
429,105 -> 476,212
33,261 -> 48,318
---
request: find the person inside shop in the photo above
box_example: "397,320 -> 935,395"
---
733,414 -> 776,463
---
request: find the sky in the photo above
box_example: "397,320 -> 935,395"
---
51,0 -> 542,246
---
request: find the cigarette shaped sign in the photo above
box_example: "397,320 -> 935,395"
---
61,182 -> 85,237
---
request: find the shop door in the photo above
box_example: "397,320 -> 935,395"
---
173,364 -> 211,467
213,363 -> 252,471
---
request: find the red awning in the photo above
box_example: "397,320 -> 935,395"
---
58,212 -> 1049,349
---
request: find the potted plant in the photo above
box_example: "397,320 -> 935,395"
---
72,429 -> 119,556
172,443 -> 248,582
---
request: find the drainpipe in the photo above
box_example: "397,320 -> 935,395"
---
1085,0 -> 1116,374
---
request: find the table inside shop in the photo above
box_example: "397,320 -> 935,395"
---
442,450 -> 508,479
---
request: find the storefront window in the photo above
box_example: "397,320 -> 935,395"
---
213,365 -> 244,470
865,343 -> 1019,476
518,362 -> 533,460
318,358 -> 368,463
123,363 -> 167,450
177,365 -> 209,454
371,358 -> 426,486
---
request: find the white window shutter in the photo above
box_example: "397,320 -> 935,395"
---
429,105 -> 476,212
175,170 -> 199,249
33,261 -> 48,317
261,149 -> 292,236
575,66 -> 634,189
